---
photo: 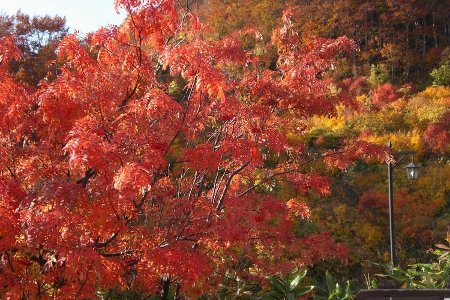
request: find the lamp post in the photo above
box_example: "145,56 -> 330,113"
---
387,141 -> 421,266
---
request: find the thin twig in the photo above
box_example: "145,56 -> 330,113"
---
216,161 -> 250,211
237,151 -> 344,197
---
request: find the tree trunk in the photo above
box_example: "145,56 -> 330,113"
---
432,14 -> 438,48
406,22 -> 410,46
445,15 -> 450,38
174,283 -> 181,300
422,17 -> 427,56
161,275 -> 171,300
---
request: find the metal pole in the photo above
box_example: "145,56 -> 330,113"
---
387,141 -> 395,266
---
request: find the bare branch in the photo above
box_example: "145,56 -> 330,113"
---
118,75 -> 141,109
211,167 -> 226,204
187,171 -> 199,200
237,151 -> 344,197
133,189 -> 149,210
100,249 -> 134,258
76,168 -> 96,188
164,77 -> 197,157
196,174 -> 206,197
216,161 -> 250,211
93,233 -> 118,248
237,168 -> 295,197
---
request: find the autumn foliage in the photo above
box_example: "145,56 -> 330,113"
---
2,0 -> 449,298
0,0 -> 398,298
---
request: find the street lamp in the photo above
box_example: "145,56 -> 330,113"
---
387,141 -> 420,266
405,161 -> 421,180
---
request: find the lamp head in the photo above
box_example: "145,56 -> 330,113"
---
405,162 -> 420,179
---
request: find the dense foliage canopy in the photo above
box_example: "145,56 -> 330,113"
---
0,0 -> 449,299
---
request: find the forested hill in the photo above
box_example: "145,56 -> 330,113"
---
196,0 -> 450,87
191,0 -> 450,286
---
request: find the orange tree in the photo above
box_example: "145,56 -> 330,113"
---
0,0 -> 391,298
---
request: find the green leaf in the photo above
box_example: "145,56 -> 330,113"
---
289,274 -> 302,292
335,283 -> 341,292
436,244 -> 450,250
268,276 -> 287,294
289,270 -> 307,291
288,267 -> 300,280
389,269 -> 408,282
295,286 -> 314,296
264,291 -> 282,300
325,271 -> 335,293
345,281 -> 351,295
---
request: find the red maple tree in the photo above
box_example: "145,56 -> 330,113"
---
0,1 -> 389,298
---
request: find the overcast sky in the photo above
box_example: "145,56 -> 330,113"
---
0,0 -> 125,34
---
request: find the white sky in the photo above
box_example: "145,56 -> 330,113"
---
0,0 -> 125,34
